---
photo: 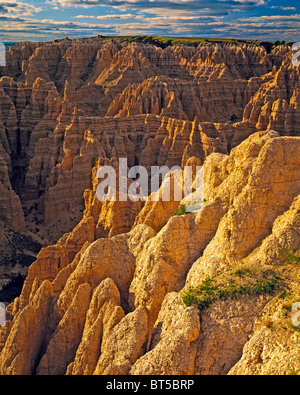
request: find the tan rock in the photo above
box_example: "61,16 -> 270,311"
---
0,141 -> 25,232
129,206 -> 220,327
0,280 -> 53,375
229,326 -> 300,375
131,292 -> 200,375
186,133 -> 300,284
193,296 -> 270,375
0,40 -> 300,377
67,278 -> 125,376
36,282 -> 92,375
93,306 -> 149,375
18,215 -> 94,311
56,233 -> 135,315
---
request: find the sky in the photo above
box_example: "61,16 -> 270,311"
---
0,0 -> 299,42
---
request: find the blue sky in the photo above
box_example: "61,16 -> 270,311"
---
0,0 -> 299,42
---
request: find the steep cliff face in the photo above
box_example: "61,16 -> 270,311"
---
0,40 -> 293,242
0,39 -> 299,375
243,57 -> 300,134
1,131 -> 300,375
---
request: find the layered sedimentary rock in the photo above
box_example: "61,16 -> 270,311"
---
0,39 -> 299,375
0,40 -> 295,242
1,131 -> 300,375
0,148 -> 25,232
243,57 -> 300,134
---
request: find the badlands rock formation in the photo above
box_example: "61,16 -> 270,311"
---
0,38 -> 299,375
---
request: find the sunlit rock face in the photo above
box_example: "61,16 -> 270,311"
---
0,39 -> 299,375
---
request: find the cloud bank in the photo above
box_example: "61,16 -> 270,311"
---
0,0 -> 299,42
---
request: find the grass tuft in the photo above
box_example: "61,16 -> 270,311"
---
182,270 -> 283,311
174,204 -> 186,216
282,249 -> 300,265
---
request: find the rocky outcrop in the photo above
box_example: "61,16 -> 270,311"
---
0,280 -> 53,375
130,292 -> 200,375
93,306 -> 149,375
66,278 -> 125,376
1,131 -> 300,375
0,151 -> 25,232
0,39 -> 299,375
243,57 -> 300,135
0,40 -> 294,244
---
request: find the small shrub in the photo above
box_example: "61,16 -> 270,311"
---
182,272 -> 283,311
282,249 -> 300,265
174,204 -> 186,216
264,318 -> 274,329
278,290 -> 289,300
234,267 -> 253,277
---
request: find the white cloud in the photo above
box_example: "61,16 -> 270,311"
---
238,13 -> 300,22
270,6 -> 296,11
52,0 -> 268,16
72,13 -> 137,19
0,0 -> 299,42
0,0 -> 42,16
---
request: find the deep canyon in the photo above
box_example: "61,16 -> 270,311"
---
0,38 -> 299,375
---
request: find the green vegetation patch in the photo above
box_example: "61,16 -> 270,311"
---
282,249 -> 300,265
119,35 -> 293,51
51,35 -> 294,52
174,204 -> 187,216
182,267 -> 283,311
